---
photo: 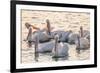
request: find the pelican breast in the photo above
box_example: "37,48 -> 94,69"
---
52,42 -> 69,57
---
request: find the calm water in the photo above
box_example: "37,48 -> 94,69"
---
21,10 -> 90,64
21,43 -> 90,64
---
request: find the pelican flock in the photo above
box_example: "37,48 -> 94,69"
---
24,19 -> 90,62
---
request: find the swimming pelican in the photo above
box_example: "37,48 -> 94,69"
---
68,32 -> 79,44
52,34 -> 69,58
51,30 -> 72,42
34,35 -> 55,61
75,26 -> 90,54
79,26 -> 90,41
34,34 -> 55,53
